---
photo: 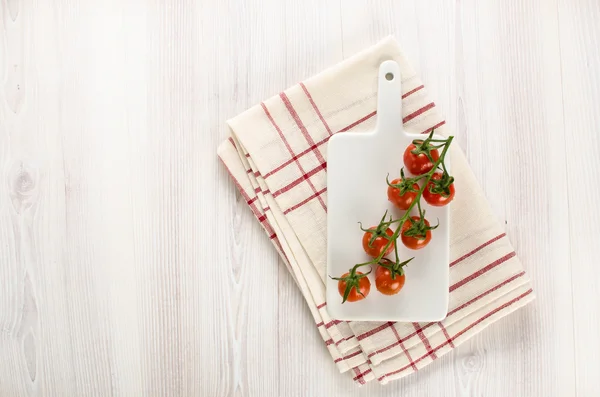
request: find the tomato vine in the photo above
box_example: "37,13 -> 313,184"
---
332,129 -> 455,303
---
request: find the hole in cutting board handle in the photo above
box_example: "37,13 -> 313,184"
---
375,60 -> 404,136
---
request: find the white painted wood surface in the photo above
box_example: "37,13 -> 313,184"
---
1,0 -> 599,395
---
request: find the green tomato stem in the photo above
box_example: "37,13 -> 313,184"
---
351,133 -> 454,273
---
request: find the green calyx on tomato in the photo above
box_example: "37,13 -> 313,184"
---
409,130 -> 446,164
378,257 -> 413,280
330,267 -> 372,303
401,213 -> 439,241
359,210 -> 395,249
426,172 -> 454,197
386,169 -> 419,196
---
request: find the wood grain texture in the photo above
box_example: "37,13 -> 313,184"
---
1,0 -> 599,396
558,1 -> 600,395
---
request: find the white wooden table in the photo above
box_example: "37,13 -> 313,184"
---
1,1 -> 599,396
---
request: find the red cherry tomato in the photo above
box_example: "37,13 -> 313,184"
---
362,227 -> 395,258
403,143 -> 439,175
423,173 -> 455,207
337,271 -> 371,302
375,263 -> 406,295
401,216 -> 432,250
387,178 -> 419,210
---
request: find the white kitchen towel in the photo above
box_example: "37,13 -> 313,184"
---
217,36 -> 534,385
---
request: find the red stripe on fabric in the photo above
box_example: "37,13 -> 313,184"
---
357,322 -> 393,341
343,350 -> 362,361
248,202 -> 262,219
325,334 -> 355,346
448,271 -> 526,316
280,92 -> 327,166
450,233 -> 506,267
228,136 -> 236,148
249,199 -> 273,238
283,187 -> 327,215
449,252 -> 516,292
247,196 -> 258,205
353,368 -> 371,383
263,136 -> 331,178
316,321 -> 324,327
403,102 -> 435,123
254,187 -> 261,193
316,302 -> 327,309
300,82 -> 333,136
261,102 -> 327,212
438,322 -> 455,348
378,288 -> 533,381
263,206 -> 270,212
264,225 -> 276,238
228,136 -> 251,158
367,270 -> 526,359
262,100 -> 303,159
420,120 -> 446,135
392,323 -> 417,371
272,162 -> 327,197
220,159 -> 255,211
325,319 -> 342,329
262,218 -> 276,238
339,111 -> 377,132
413,322 -> 437,359
402,85 -> 424,98
273,238 -> 286,257
337,335 -> 355,345
334,349 -> 362,363
244,167 -> 260,178
244,199 -> 262,222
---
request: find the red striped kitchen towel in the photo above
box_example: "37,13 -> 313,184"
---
217,36 -> 534,385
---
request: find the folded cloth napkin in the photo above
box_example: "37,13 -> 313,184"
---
217,36 -> 534,386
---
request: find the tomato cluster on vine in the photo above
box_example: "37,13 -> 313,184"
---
331,129 -> 456,303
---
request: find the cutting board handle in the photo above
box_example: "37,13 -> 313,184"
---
375,60 -> 404,138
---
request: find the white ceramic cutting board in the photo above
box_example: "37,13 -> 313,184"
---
326,60 -> 449,322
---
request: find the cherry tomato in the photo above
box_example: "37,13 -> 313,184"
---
403,143 -> 439,175
337,271 -> 371,302
387,178 -> 419,210
401,216 -> 432,250
423,173 -> 455,207
375,262 -> 406,295
362,227 -> 395,258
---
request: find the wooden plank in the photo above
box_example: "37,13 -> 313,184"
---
558,0 -> 600,394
